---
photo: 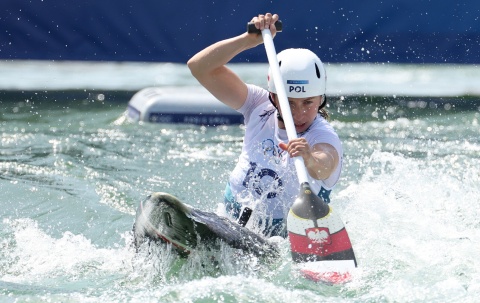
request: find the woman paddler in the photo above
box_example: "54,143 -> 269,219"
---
187,13 -> 343,237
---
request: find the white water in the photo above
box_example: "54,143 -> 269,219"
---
1,62 -> 479,302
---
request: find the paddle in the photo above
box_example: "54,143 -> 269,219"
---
247,21 -> 357,283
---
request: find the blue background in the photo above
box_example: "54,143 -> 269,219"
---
2,0 -> 479,63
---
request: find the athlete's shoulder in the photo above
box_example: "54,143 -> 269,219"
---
306,116 -> 342,148
240,84 -> 273,124
309,116 -> 337,133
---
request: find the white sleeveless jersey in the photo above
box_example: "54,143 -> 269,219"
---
228,84 -> 343,220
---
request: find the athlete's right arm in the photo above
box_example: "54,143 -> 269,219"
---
187,13 -> 279,110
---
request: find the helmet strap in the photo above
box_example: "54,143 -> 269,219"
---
269,93 -> 284,122
318,94 -> 327,110
277,112 -> 284,122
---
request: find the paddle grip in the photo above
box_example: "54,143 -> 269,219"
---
247,20 -> 283,34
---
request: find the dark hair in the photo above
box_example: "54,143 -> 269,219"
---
319,95 -> 329,120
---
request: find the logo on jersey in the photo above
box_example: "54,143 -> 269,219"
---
262,139 -> 284,164
242,162 -> 283,199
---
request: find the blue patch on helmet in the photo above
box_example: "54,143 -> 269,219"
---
287,80 -> 309,84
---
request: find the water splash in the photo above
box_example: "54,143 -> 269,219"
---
336,150 -> 480,300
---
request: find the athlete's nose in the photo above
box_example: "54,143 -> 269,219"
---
290,106 -> 306,120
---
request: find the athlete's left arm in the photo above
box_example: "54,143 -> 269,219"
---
279,139 -> 339,180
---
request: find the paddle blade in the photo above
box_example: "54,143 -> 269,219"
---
298,260 -> 355,284
287,182 -> 357,264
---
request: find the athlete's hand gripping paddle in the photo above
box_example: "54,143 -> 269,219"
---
248,21 -> 357,284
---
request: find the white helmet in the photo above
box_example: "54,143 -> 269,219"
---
268,48 -> 326,98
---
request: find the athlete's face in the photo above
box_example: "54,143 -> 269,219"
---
272,94 -> 323,133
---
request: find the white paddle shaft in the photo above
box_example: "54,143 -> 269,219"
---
261,29 -> 310,184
